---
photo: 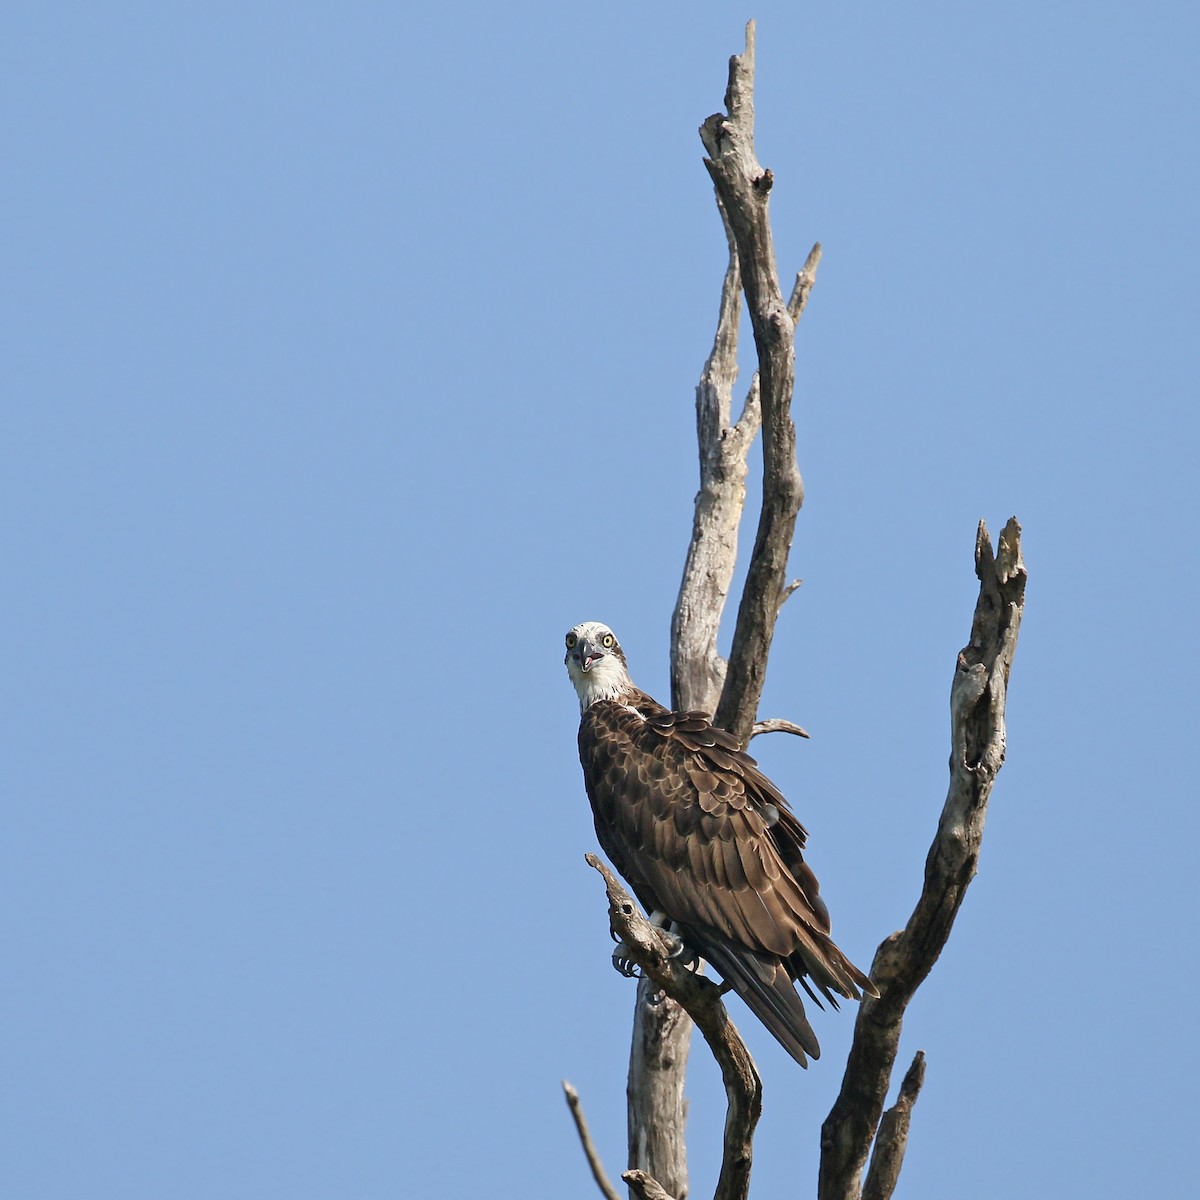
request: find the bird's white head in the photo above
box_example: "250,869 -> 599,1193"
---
564,621 -> 635,710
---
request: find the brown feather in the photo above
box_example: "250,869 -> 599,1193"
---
577,689 -> 877,1068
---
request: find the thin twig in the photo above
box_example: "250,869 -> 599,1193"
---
778,578 -> 803,609
563,1081 -> 622,1200
749,718 -> 810,740
788,243 -> 822,322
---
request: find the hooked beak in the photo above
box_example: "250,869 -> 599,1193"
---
576,637 -> 604,672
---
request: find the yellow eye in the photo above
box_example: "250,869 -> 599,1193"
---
565,633 -> 578,649
601,633 -> 614,648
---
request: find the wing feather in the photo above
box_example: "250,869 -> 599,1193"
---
578,698 -> 877,1066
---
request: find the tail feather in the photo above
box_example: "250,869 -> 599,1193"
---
691,930 -> 820,1067
791,931 -> 879,1004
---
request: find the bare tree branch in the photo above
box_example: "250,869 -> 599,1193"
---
819,518 -> 1026,1200
587,855 -> 762,1200
671,193 -> 752,716
626,978 -> 691,1200
861,1052 -> 926,1200
699,21 -> 805,746
778,578 -> 803,610
623,1169 -> 678,1200
729,241 -> 818,449
674,29 -> 821,729
575,22 -> 1024,1200
563,1081 -> 623,1200
657,48 -> 765,1200
788,243 -> 822,321
748,718 -> 810,740
643,23 -> 821,1199
576,23 -> 1024,1200
731,372 -> 762,443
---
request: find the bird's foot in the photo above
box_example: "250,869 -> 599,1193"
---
658,927 -> 701,972
610,913 -> 699,978
611,941 -> 644,979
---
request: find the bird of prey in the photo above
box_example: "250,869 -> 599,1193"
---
564,620 -> 876,1066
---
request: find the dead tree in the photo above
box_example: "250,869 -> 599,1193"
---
563,22 -> 1026,1200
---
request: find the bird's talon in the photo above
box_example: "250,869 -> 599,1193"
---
662,930 -> 700,971
611,942 -> 643,979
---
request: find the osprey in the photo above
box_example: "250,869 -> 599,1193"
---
565,620 -> 876,1066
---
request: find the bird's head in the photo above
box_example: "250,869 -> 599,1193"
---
564,620 -> 634,710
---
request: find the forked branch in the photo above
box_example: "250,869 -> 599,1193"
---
699,21 -> 806,746
639,21 -> 819,1200
819,518 -> 1026,1200
580,24 -> 1024,1200
587,855 -> 762,1200
673,20 -> 816,737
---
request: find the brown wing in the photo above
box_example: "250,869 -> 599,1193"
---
579,699 -> 875,1065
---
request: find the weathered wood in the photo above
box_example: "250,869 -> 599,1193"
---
819,519 -> 1026,1200
861,1051 -> 926,1200
623,1169 -> 678,1200
673,28 -> 820,737
588,856 -> 762,1200
699,22 -> 806,747
589,24 -> 1022,1200
563,1081 -> 623,1200
626,978 -> 691,1200
749,717 -> 810,741
630,22 -> 820,1200
670,195 -> 759,717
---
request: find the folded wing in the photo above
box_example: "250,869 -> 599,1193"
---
580,701 -> 875,1066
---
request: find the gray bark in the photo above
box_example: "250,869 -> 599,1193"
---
623,21 -> 826,1200
819,519 -> 1026,1200
588,856 -> 762,1200
625,977 -> 691,1200
861,1052 -> 926,1200
698,24 -> 805,748
625,22 -> 822,1200
571,22 -> 1026,1200
669,196 -> 757,717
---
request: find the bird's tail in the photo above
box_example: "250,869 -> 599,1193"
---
693,934 -> 821,1068
793,930 -> 879,1006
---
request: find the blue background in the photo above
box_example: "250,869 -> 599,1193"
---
5,4 -> 1196,1197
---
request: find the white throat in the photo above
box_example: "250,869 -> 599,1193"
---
570,655 -> 634,711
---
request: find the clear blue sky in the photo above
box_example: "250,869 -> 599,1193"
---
5,4 -> 1197,1197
